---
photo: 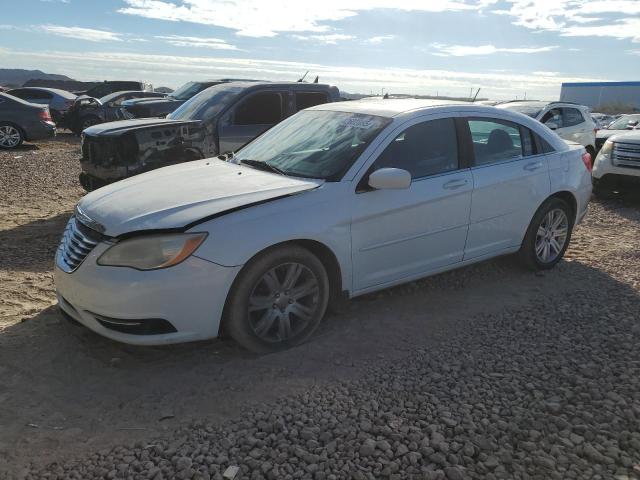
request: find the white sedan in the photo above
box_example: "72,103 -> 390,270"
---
55,99 -> 592,352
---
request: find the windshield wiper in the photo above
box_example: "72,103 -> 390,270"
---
239,159 -> 286,176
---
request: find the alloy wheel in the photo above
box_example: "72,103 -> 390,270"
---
535,208 -> 569,263
0,125 -> 21,148
248,262 -> 320,343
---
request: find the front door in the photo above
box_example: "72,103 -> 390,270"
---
218,90 -> 288,153
463,117 -> 551,259
351,116 -> 473,292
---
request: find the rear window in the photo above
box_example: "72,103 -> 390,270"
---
563,108 -> 584,127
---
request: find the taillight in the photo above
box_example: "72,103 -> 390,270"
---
581,152 -> 592,173
39,109 -> 52,122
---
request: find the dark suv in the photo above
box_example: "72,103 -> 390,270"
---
79,81 -> 341,190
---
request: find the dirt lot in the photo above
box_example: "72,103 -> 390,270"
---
1,136 -> 640,479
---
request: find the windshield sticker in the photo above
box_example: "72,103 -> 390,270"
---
340,117 -> 376,129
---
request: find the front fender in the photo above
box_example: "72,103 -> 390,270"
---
191,183 -> 353,293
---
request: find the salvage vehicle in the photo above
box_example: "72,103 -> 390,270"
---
0,92 -> 56,148
56,99 -> 592,352
593,130 -> 640,195
497,101 -> 596,160
595,114 -> 640,152
78,81 -> 341,190
75,80 -> 152,98
62,90 -> 167,134
6,87 -> 76,123
120,79 -> 255,119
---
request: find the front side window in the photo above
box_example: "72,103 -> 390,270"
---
468,119 -> 523,166
234,110 -> 390,180
563,108 -> 584,127
234,92 -> 285,125
372,118 -> 458,179
295,92 -> 329,111
540,108 -> 562,128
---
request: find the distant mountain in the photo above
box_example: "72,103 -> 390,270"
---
0,69 -> 73,88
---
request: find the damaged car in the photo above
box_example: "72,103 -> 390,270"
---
62,90 -> 167,134
79,81 -> 341,191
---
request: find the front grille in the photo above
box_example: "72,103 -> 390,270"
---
57,217 -> 103,272
613,142 -> 640,169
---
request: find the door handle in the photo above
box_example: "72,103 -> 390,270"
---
524,162 -> 543,171
443,179 -> 468,190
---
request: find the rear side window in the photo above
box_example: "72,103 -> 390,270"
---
373,118 -> 458,179
563,108 -> 585,127
535,133 -> 555,154
467,119 -> 523,166
295,92 -> 329,111
234,92 -> 285,125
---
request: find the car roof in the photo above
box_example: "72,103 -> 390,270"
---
10,87 -> 77,98
223,81 -> 335,90
309,98 -> 471,117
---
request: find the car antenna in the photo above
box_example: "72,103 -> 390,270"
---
471,87 -> 481,102
313,76 -> 319,83
297,71 -> 309,82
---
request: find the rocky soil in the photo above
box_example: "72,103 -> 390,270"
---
1,136 -> 640,479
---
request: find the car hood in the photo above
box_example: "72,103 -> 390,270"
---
596,129 -> 630,141
609,131 -> 640,145
122,97 -> 179,107
77,159 -> 322,237
83,118 -> 198,136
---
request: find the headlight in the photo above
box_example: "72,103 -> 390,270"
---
596,140 -> 613,162
98,233 -> 207,270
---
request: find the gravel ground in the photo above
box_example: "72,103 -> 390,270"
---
1,136 -> 640,479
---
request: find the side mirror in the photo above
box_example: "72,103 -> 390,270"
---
368,168 -> 411,190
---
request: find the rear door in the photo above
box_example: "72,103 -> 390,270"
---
218,89 -> 289,153
464,117 -> 551,259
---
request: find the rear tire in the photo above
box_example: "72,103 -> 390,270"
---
223,245 -> 330,353
0,123 -> 24,149
519,197 -> 574,271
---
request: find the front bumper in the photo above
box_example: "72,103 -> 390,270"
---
54,242 -> 241,345
592,156 -> 640,181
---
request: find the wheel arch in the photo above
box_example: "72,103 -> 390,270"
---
218,238 -> 346,336
0,121 -> 26,141
548,190 -> 577,223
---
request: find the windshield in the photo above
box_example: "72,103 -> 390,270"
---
608,115 -> 640,130
169,82 -> 206,100
234,110 -> 391,181
99,92 -> 125,104
499,103 -> 545,118
168,84 -> 244,121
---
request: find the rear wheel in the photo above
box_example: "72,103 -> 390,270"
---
0,123 -> 24,149
224,245 -> 329,353
519,197 -> 573,270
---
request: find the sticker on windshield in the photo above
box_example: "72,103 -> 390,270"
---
340,116 -> 376,129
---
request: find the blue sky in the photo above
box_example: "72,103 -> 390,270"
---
1,0 -> 639,99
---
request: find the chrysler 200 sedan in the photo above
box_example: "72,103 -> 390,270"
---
55,99 -> 592,352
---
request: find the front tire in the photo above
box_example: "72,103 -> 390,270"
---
519,197 -> 574,270
0,123 -> 24,149
224,245 -> 330,353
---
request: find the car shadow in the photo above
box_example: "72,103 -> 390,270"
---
0,212 -> 71,272
593,190 -> 640,222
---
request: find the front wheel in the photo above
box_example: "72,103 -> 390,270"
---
223,245 -> 330,353
0,123 -> 24,149
519,198 -> 574,270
